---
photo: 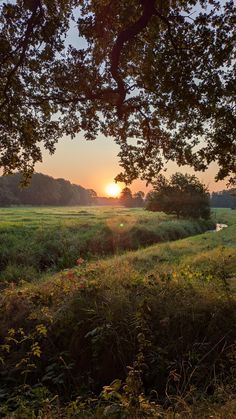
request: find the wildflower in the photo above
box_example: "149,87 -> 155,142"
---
76,257 -> 84,266
67,271 -> 75,280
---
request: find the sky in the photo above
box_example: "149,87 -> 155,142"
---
35,133 -> 228,197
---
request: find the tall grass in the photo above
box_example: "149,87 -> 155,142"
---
0,210 -> 235,417
0,207 -> 215,283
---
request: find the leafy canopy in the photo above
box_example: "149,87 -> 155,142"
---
146,172 -> 211,219
0,0 -> 235,183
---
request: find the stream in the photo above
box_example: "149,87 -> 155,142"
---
215,223 -> 228,232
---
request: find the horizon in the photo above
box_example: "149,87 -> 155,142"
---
32,133 -> 228,197
1,165 -> 230,198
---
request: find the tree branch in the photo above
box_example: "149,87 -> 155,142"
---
0,0 -> 43,110
110,0 -> 156,117
155,10 -> 179,51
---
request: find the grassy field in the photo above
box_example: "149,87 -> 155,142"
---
0,206 -> 214,284
0,208 -> 235,417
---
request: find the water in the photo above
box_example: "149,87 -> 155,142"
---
206,223 -> 228,233
215,223 -> 228,232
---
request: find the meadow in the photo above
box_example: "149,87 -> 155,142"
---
0,208 -> 235,418
0,206 -> 214,284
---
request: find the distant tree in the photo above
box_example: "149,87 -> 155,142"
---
18,173 -> 61,205
0,173 -> 95,206
0,182 -> 19,206
87,189 -> 97,205
133,191 -> 145,207
56,178 -> 74,205
119,188 -> 145,207
146,173 -> 210,219
210,189 -> 236,209
120,187 -> 133,208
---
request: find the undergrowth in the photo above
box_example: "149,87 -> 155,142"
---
0,236 -> 235,417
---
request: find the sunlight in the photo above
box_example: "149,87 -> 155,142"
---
105,182 -> 121,197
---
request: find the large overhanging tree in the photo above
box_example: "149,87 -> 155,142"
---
0,0 -> 235,183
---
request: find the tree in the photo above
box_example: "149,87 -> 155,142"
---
87,189 -> 97,205
0,1 -> 235,183
0,181 -> 19,206
146,173 -> 210,219
120,187 -> 133,207
0,172 -> 94,205
133,191 -> 145,207
210,189 -> 236,209
119,188 -> 145,207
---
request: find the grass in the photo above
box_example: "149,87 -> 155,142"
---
211,207 -> 236,226
0,208 -> 235,417
0,206 -> 214,284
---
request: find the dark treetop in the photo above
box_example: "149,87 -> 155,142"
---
0,0 -> 235,183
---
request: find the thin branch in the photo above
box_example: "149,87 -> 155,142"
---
155,10 -> 179,51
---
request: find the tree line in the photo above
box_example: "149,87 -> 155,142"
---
0,173 -> 97,206
210,189 -> 236,209
1,172 -> 235,212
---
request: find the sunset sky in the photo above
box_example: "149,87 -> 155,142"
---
34,133 -> 228,197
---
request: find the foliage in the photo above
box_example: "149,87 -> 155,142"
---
0,173 -> 96,206
146,172 -> 211,219
0,1 -> 235,183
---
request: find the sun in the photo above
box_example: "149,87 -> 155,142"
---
105,183 -> 121,197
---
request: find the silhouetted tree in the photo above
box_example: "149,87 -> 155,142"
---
120,187 -> 133,207
19,173 -> 61,205
0,183 -> 19,206
0,173 -> 95,206
119,188 -> 145,207
146,173 -> 210,219
0,1 -> 235,184
133,191 -> 145,207
87,189 -> 97,205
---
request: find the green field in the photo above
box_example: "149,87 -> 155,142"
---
0,206 -> 214,284
0,208 -> 235,418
